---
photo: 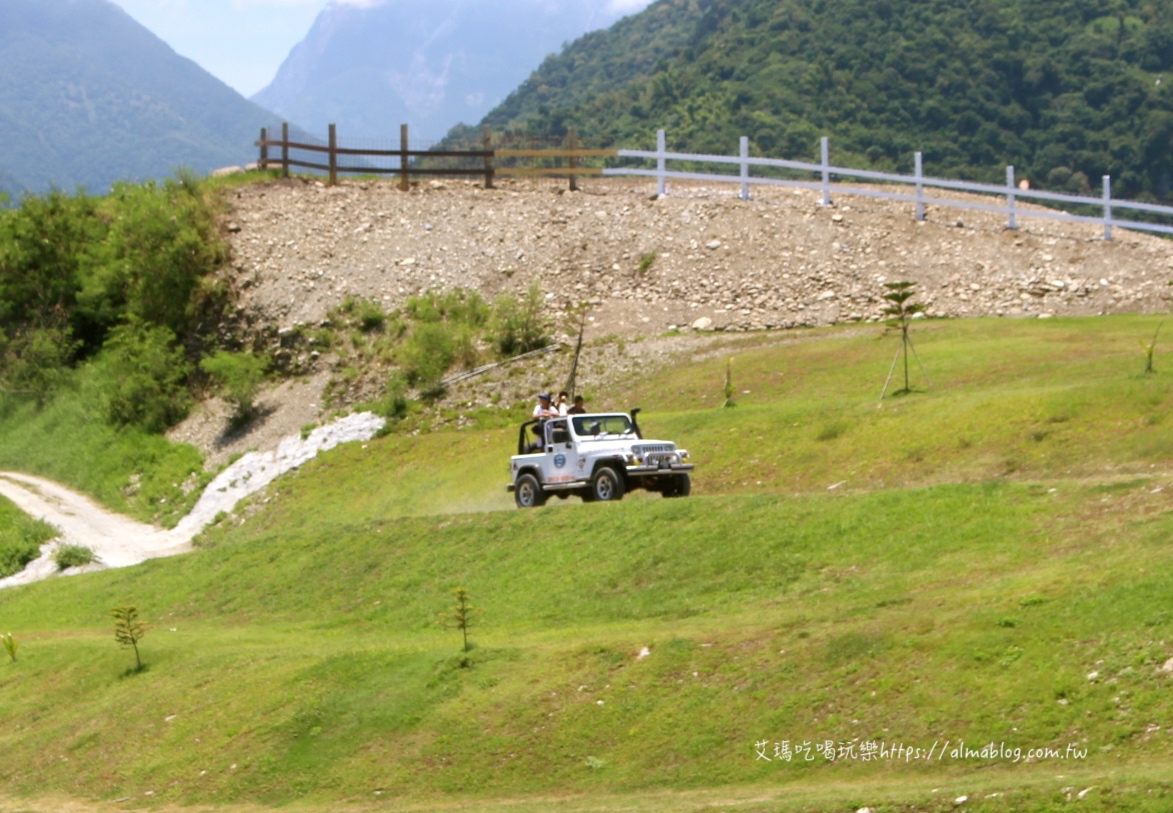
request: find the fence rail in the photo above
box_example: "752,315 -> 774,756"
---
256,124 -> 617,191
256,124 -> 1173,241
603,130 -> 1173,241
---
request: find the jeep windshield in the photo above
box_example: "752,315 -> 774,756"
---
572,414 -> 636,439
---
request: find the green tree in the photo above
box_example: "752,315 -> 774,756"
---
110,605 -> 149,672
438,587 -> 483,654
881,281 -> 926,397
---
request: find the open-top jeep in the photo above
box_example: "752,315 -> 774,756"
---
507,409 -> 694,508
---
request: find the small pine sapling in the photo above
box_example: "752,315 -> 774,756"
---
880,281 -> 931,399
111,606 -> 150,672
2,633 -> 16,663
1140,323 -> 1162,376
437,587 -> 482,655
722,357 -> 736,408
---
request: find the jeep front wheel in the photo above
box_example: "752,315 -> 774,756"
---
514,473 -> 547,508
589,466 -> 625,502
662,473 -> 691,498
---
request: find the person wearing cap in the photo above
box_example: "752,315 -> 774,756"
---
532,393 -> 558,420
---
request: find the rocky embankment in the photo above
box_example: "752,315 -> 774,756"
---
224,177 -> 1173,341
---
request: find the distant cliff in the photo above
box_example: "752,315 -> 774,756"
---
251,0 -> 650,141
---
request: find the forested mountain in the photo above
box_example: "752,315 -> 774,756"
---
251,0 -> 651,141
0,0 -> 281,193
481,0 -> 1173,200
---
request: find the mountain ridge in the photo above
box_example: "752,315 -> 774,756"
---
251,0 -> 651,141
478,0 -> 1173,201
0,0 -> 282,193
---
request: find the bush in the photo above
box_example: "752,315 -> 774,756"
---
399,323 -> 455,392
101,322 -> 191,431
200,351 -> 269,426
53,543 -> 95,569
491,283 -> 551,357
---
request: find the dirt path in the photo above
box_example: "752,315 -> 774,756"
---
0,473 -> 188,589
0,412 -> 386,590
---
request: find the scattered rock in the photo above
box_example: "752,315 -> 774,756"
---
692,316 -> 714,330
211,166 -> 244,178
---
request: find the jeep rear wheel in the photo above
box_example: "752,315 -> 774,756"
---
589,466 -> 625,502
514,473 -> 546,508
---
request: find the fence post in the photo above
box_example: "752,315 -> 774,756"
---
1103,175 -> 1113,241
914,151 -> 925,221
327,124 -> 337,186
399,124 -> 410,192
1006,166 -> 1016,230
656,129 -> 667,197
568,127 -> 579,192
281,122 -> 289,178
739,136 -> 751,201
820,136 -> 832,206
483,124 -> 494,189
259,128 -> 268,171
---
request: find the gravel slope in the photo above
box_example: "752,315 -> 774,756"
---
224,176 -> 1173,341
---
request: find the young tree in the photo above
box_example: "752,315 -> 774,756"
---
437,587 -> 482,654
722,357 -> 736,408
1141,323 -> 1162,376
110,606 -> 149,672
880,281 -> 928,398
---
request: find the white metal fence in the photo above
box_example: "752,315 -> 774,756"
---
602,129 -> 1173,241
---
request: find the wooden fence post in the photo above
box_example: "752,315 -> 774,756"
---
281,122 -> 290,178
399,124 -> 410,192
1103,175 -> 1113,241
820,136 -> 832,206
483,124 -> 494,189
656,129 -> 667,197
328,123 -> 338,186
914,151 -> 925,221
259,128 -> 268,170
568,127 -> 579,192
1006,166 -> 1017,230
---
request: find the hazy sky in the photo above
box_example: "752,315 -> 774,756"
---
106,0 -> 654,99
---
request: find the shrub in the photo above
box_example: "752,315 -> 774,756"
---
101,322 -> 192,431
53,543 -> 95,570
1,632 -> 15,663
491,283 -> 551,357
200,350 -> 269,426
399,323 -> 454,392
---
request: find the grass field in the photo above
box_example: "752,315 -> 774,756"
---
1,316 -> 1172,812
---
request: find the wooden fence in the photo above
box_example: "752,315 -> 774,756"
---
256,124 -> 616,191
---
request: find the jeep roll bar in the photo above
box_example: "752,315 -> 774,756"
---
518,419 -> 540,455
630,408 -> 643,439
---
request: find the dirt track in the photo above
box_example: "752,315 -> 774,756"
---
0,472 -> 187,588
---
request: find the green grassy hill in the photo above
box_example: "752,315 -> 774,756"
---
1,316 -> 1172,812
475,0 -> 1173,202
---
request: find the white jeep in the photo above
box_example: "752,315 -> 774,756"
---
507,409 -> 694,508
